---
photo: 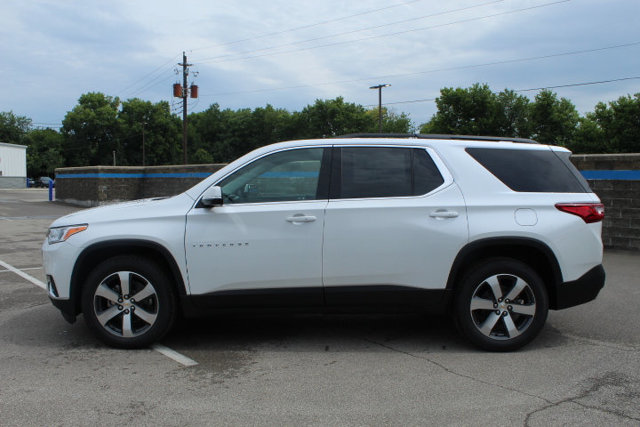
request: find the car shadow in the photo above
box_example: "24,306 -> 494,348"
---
163,313 -> 468,353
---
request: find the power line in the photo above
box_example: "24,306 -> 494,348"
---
118,54 -> 181,96
370,76 -> 640,107
112,1 -> 568,100
515,76 -> 640,92
119,2 -> 436,97
128,67 -> 176,98
196,0 -> 504,63
120,2 -> 503,97
199,40 -> 640,98
196,0 -> 570,65
190,0 -> 429,53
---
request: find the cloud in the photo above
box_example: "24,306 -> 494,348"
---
1,0 -> 638,128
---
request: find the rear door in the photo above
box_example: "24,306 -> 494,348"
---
322,145 -> 468,307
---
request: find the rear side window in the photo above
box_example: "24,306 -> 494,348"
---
466,148 -> 590,193
338,147 -> 444,198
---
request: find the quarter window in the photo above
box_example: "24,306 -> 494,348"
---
218,148 -> 326,203
466,148 -> 590,193
338,147 -> 444,199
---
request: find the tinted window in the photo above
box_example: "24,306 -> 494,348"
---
339,147 -> 444,199
414,148 -> 446,195
218,148 -> 325,203
466,148 -> 590,193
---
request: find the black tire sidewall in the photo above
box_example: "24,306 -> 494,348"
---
81,255 -> 176,349
454,258 -> 549,352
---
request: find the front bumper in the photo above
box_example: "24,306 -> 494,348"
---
552,264 -> 605,310
43,239 -> 82,324
50,296 -> 77,324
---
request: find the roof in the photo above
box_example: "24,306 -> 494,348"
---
0,141 -> 28,149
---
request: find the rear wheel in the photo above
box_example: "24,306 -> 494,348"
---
454,258 -> 548,351
81,256 -> 176,348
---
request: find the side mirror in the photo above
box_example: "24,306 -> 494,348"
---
200,186 -> 223,208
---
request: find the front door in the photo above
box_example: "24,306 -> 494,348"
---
185,146 -> 330,308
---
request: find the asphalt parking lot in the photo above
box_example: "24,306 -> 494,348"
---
1,188 -> 639,426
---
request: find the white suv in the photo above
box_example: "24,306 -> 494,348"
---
43,135 -> 605,351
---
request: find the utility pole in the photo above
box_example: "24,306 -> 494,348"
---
141,121 -> 146,166
369,84 -> 391,133
173,52 -> 198,165
179,52 -> 191,165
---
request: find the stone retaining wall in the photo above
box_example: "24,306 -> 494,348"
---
571,154 -> 640,251
55,164 -> 225,207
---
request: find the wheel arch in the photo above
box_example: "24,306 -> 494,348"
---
69,239 -> 187,316
446,237 -> 564,310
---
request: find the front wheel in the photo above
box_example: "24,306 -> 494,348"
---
81,256 -> 176,348
454,258 -> 549,351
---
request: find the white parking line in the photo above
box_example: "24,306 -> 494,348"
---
152,344 -> 199,367
0,259 -> 46,290
0,259 -> 197,367
0,266 -> 42,273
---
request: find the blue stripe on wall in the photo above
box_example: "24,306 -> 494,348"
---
580,170 -> 640,180
56,172 -> 212,179
55,170 -> 640,181
259,171 -> 319,178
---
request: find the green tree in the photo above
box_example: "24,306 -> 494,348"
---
365,108 -> 414,133
570,116 -> 605,154
188,99 -> 412,164
218,107 -> 255,161
189,104 -> 225,163
296,97 -> 372,138
251,104 -> 296,145
118,98 -> 182,165
190,104 -> 297,163
529,90 -> 579,147
0,111 -> 32,144
589,93 -> 640,153
191,148 -> 215,164
420,84 -> 530,136
61,92 -> 120,166
23,129 -> 65,177
496,89 -> 531,137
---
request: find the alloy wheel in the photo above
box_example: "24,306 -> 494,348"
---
92,271 -> 159,338
469,273 -> 537,340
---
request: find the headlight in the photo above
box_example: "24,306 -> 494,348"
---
47,224 -> 88,244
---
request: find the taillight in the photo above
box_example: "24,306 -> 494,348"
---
555,203 -> 605,223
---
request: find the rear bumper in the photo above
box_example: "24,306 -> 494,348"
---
552,264 -> 605,310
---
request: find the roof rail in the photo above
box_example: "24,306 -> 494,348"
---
417,134 -> 539,144
336,133 -> 416,139
336,133 -> 539,144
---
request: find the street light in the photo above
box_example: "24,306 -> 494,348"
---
369,83 -> 391,133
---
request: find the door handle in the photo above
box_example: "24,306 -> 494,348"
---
430,210 -> 459,219
286,214 -> 317,223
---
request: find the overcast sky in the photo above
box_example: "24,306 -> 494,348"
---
1,0 -> 639,130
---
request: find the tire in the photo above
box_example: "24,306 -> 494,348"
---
81,255 -> 176,349
454,258 -> 549,352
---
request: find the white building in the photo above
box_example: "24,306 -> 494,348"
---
0,142 -> 27,188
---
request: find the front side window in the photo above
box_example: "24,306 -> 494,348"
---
218,148 -> 325,204
338,147 -> 444,199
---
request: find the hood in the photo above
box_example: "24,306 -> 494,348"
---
49,193 -> 194,228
